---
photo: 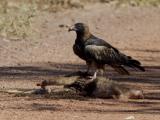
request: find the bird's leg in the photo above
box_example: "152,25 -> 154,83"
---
92,70 -> 97,80
65,64 -> 90,77
85,62 -> 91,73
84,65 -> 91,75
86,70 -> 97,84
79,62 -> 91,77
65,66 -> 91,77
99,64 -> 105,77
87,70 -> 97,80
86,66 -> 90,73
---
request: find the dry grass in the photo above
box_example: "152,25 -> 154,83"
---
116,0 -> 160,7
0,1 -> 36,40
0,0 -> 160,40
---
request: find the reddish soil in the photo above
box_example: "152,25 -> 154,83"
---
0,4 -> 160,120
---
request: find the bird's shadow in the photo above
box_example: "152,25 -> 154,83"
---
0,62 -> 159,100
0,63 -> 159,84
0,62 -> 159,115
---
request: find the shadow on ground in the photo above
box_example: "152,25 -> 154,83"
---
0,63 -> 159,115
0,63 -> 159,84
0,62 -> 159,99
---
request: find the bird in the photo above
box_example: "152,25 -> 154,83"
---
68,23 -> 145,80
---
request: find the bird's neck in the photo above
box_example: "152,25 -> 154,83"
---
76,31 -> 91,41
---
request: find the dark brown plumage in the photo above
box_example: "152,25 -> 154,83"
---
69,23 -> 145,79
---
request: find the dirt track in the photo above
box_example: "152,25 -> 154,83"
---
0,4 -> 160,120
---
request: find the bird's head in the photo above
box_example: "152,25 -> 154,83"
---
68,23 -> 90,35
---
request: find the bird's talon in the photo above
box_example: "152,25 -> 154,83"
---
85,77 -> 96,84
86,76 -> 94,79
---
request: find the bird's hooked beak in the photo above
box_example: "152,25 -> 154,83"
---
68,25 -> 77,32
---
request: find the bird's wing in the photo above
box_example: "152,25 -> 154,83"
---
85,45 -> 130,75
85,35 -> 119,53
85,44 -> 145,72
85,45 -> 122,64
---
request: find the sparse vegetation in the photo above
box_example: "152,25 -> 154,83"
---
0,12 -> 35,40
0,1 -> 36,40
116,0 -> 160,7
0,0 -> 160,40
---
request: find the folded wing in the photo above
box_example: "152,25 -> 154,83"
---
85,45 -> 144,75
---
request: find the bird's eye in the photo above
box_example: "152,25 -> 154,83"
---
77,26 -> 84,31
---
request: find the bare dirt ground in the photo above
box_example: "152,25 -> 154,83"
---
0,3 -> 160,120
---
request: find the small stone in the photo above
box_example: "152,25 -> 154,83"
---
125,116 -> 135,120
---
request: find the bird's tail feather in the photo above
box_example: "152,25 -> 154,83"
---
129,59 -> 141,65
127,58 -> 145,71
111,65 -> 130,75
